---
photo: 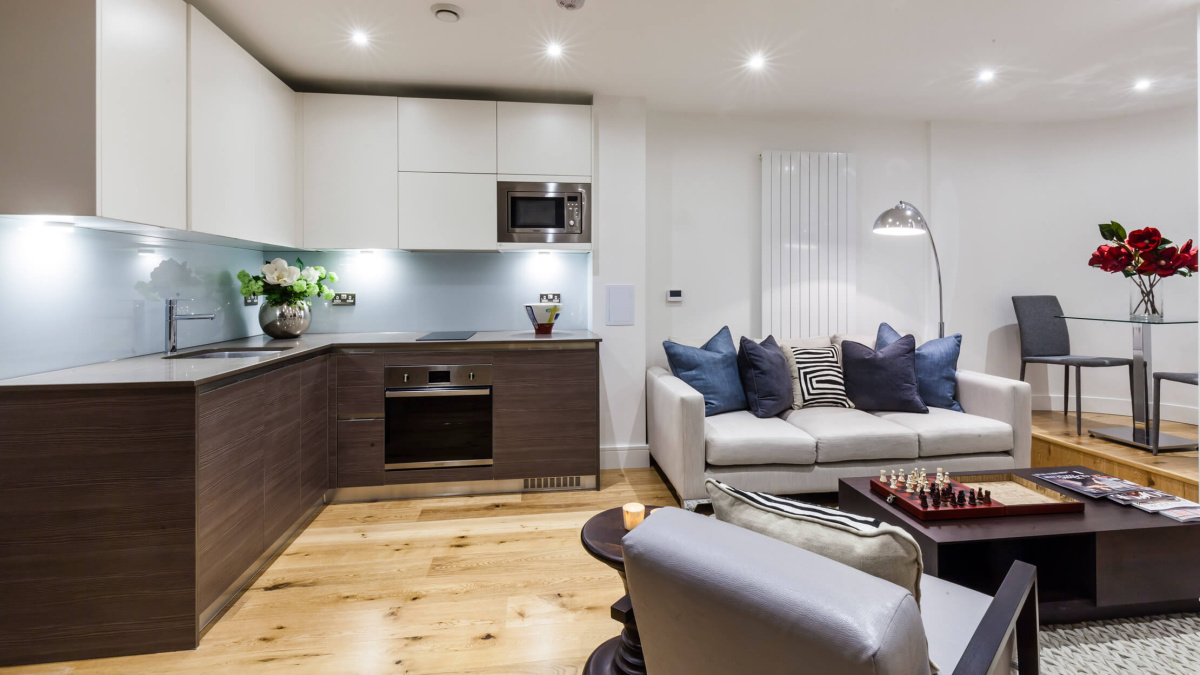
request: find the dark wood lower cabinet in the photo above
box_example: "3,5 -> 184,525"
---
337,419 -> 385,487
301,356 -> 330,508
262,367 -> 303,547
493,348 -> 599,480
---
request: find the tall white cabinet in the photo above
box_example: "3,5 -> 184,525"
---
0,0 -> 188,229
302,94 -> 399,250
397,98 -> 497,250
188,7 -> 297,247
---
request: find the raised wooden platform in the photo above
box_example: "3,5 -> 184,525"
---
1031,410 -> 1198,501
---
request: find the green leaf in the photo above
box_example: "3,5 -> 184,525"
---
1110,221 -> 1127,241
1159,238 -> 1172,248
1122,269 -> 1135,278
1098,223 -> 1118,241
295,257 -> 304,268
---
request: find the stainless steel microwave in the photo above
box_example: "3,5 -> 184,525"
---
497,181 -> 591,245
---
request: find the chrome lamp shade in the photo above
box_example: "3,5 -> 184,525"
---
873,201 -> 928,236
872,201 -> 945,338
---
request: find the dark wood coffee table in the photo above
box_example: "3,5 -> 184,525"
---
580,506 -> 662,675
839,466 -> 1200,624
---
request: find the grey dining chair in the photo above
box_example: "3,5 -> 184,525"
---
1152,372 -> 1198,455
1012,296 -> 1142,435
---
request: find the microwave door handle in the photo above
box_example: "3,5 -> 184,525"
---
385,388 -> 491,398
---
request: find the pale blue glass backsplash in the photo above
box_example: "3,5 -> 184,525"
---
0,216 -> 590,381
261,249 -> 590,334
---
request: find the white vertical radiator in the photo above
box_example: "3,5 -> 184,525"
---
760,151 -> 857,339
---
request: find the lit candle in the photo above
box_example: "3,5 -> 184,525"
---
622,502 -> 645,530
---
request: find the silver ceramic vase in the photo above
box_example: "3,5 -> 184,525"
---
259,302 -> 311,339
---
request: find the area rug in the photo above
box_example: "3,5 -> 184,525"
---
1038,613 -> 1200,674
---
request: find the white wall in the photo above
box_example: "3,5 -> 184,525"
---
645,111 -> 934,367
592,96 -> 649,468
931,105 -> 1199,423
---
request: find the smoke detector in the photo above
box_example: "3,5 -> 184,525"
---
556,0 -> 585,9
431,3 -> 462,22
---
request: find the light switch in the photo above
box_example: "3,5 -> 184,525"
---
606,284 -> 635,326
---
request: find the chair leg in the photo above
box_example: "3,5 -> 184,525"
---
1063,365 -> 1070,416
1075,366 -> 1083,436
1019,361 -> 1026,382
1016,578 -> 1040,675
1152,378 -> 1162,456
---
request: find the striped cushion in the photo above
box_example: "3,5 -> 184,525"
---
705,478 -> 924,605
790,345 -> 853,409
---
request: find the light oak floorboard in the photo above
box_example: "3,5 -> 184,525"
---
1031,410 -> 1198,500
4,469 -> 675,675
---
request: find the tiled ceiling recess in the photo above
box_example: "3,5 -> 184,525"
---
187,0 -> 1196,122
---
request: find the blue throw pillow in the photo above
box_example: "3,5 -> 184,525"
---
876,323 -> 963,412
841,335 -> 928,413
737,335 -> 793,418
663,327 -> 747,416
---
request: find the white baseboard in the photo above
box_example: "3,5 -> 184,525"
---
600,444 -> 650,470
1034,394 -> 1198,425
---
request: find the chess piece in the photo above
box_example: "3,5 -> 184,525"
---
983,489 -> 992,504
880,469 -> 887,483
920,492 -> 928,509
931,489 -> 940,507
957,490 -> 966,507
968,489 -> 977,506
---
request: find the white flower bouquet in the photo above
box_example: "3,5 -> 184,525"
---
238,258 -> 338,308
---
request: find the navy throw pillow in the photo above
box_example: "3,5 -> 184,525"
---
841,335 -> 928,413
737,335 -> 793,418
876,323 -> 963,412
663,326 -> 747,416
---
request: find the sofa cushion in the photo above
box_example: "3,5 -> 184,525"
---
873,408 -> 1014,458
706,479 -> 924,604
832,333 -> 876,350
663,326 -> 746,416
737,336 -> 794,418
705,411 -> 817,466
877,323 -> 964,412
786,345 -> 853,409
842,335 -> 929,413
921,573 -> 995,674
783,407 -> 919,462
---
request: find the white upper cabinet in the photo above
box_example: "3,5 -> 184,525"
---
188,7 -> 297,247
0,0 -> 187,228
397,173 -> 495,251
497,102 -> 592,177
302,94 -> 399,249
397,98 -> 496,174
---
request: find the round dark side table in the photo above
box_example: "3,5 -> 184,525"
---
580,506 -> 663,675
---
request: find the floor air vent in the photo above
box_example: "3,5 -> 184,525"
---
523,476 -> 583,491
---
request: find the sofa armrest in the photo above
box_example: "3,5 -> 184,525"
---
952,561 -> 1038,675
646,367 -> 707,504
956,370 -> 1032,468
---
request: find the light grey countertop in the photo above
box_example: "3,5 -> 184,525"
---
0,330 -> 602,391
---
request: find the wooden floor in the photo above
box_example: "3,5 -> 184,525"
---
1031,410 -> 1199,500
5,469 -> 676,675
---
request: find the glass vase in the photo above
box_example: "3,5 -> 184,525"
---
1129,278 -> 1164,323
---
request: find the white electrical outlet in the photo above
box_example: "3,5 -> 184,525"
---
332,293 -> 356,306
540,293 -> 561,303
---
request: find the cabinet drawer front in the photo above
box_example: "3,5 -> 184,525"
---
337,419 -> 385,487
337,385 -> 383,419
337,351 -> 493,388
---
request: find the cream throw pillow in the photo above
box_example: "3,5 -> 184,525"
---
706,478 -> 924,604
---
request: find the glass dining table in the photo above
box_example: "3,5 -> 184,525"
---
1057,315 -> 1198,452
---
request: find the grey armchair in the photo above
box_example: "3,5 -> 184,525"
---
623,508 -> 1038,675
1012,295 -> 1140,435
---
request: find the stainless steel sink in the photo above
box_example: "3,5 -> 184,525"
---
166,348 -> 289,359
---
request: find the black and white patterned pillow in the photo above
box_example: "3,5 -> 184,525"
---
790,345 -> 853,408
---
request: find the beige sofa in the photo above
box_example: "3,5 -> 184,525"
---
647,333 -> 1033,509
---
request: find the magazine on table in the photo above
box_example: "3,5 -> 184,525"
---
1133,496 -> 1200,513
1032,470 -> 1143,498
1159,507 -> 1200,523
1107,488 -> 1176,505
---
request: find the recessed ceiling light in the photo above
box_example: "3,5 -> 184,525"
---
978,69 -> 995,83
546,42 -> 563,58
747,53 -> 766,70
1134,79 -> 1152,92
351,30 -> 369,46
556,0 -> 586,8
431,3 -> 462,22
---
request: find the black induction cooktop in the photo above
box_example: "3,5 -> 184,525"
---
416,331 -> 477,341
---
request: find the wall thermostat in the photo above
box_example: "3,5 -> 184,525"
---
667,290 -> 683,303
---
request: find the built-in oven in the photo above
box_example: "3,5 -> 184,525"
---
384,365 -> 493,470
497,181 -> 591,245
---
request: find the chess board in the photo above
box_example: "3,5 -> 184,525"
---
869,473 -> 1085,521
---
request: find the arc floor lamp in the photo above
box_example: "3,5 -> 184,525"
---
873,201 -> 945,338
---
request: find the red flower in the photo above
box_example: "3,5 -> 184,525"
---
1173,240 -> 1197,274
1089,244 -> 1132,273
1127,227 -> 1162,252
1137,246 -> 1184,277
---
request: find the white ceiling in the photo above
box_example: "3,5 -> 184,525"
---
188,0 -> 1200,122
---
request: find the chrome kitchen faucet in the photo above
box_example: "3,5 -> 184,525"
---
165,299 -> 215,354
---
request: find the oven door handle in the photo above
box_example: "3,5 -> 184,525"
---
385,387 -> 491,398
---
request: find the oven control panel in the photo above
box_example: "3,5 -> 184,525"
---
385,364 -> 493,389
